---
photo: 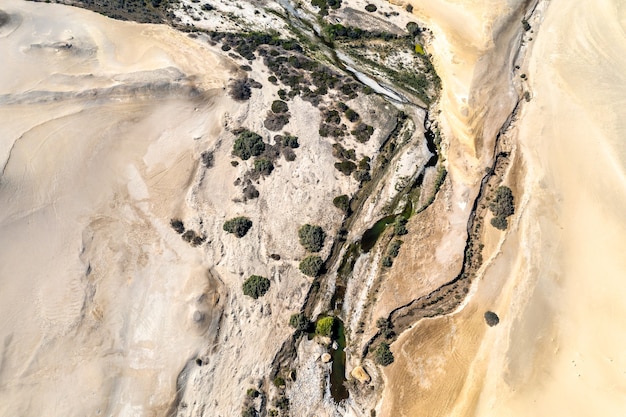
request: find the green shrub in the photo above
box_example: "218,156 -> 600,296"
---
376,317 -> 395,339
489,186 -> 514,230
299,255 -> 324,277
365,4 -> 377,12
242,275 -> 271,299
254,158 -> 274,175
484,311 -> 500,326
388,239 -> 403,257
233,131 -> 265,160
333,195 -> 350,213
273,376 -> 286,387
394,217 -> 408,236
223,216 -> 253,237
334,160 -> 357,175
170,219 -> 185,234
298,224 -> 326,252
242,406 -> 257,417
268,75 -> 278,84
351,123 -> 374,142
490,216 -> 508,230
374,343 -> 394,366
280,134 -> 299,148
264,112 -> 290,131
247,388 -> 260,398
289,313 -> 310,332
315,316 -> 335,337
344,108 -> 360,122
271,100 -> 289,113
382,256 -> 393,267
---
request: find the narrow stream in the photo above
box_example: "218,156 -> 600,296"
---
329,318 -> 348,403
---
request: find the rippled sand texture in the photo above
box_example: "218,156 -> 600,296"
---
381,0 -> 626,416
0,1 -> 232,415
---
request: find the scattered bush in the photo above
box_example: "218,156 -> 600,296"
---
280,134 -> 299,148
254,158 -> 274,176
406,22 -> 420,36
273,376 -> 286,387
353,169 -> 371,183
333,195 -> 350,213
334,160 -> 357,176
382,256 -> 393,267
268,75 -> 278,84
264,112 -> 290,131
242,275 -> 271,299
365,3 -> 377,12
376,317 -> 395,339
229,78 -> 252,101
201,3 -> 214,11
289,313 -> 311,332
374,343 -> 394,366
344,108 -> 360,122
351,123 -> 374,142
489,186 -> 515,230
201,150 -> 214,168
233,130 -> 265,160
405,4 -> 413,13
223,216 -> 253,237
298,224 -> 326,252
247,388 -> 260,398
388,239 -> 403,257
299,255 -> 324,277
243,184 -> 259,200
484,311 -> 500,326
242,406 -> 257,417
282,147 -> 296,161
315,316 -> 335,337
170,219 -> 185,234
394,217 -> 408,236
271,100 -> 289,113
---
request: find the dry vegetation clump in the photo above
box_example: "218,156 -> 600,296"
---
298,224 -> 326,252
242,275 -> 271,299
223,216 -> 253,237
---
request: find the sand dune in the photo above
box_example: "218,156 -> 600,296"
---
0,1 -> 232,415
381,0 -> 626,416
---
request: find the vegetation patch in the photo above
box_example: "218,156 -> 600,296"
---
271,100 -> 289,114
289,313 -> 311,333
333,195 -> 350,213
298,224 -> 326,252
489,186 -> 515,230
484,311 -> 500,327
233,130 -> 265,160
299,255 -> 324,277
374,342 -> 394,366
242,275 -> 271,299
315,316 -> 335,337
170,218 -> 185,234
365,4 -> 377,12
254,158 -> 274,176
223,216 -> 253,237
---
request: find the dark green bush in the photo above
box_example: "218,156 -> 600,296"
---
376,317 -> 395,339
345,108 -> 360,122
394,217 -> 408,236
388,239 -> 403,257
382,256 -> 393,267
229,78 -> 252,101
254,158 -> 274,175
299,255 -> 324,277
484,311 -> 500,326
333,195 -> 350,213
264,112 -> 290,131
354,170 -> 371,183
298,224 -> 326,252
365,4 -> 377,12
351,123 -> 374,142
489,186 -> 514,230
223,216 -> 253,237
271,100 -> 289,113
334,160 -> 357,176
280,134 -> 299,148
273,376 -> 286,387
170,219 -> 185,234
490,216 -> 508,230
233,131 -> 265,160
289,313 -> 310,332
242,406 -> 257,417
242,275 -> 271,299
374,343 -> 394,366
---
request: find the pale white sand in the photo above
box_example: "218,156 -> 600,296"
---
381,0 -> 626,416
0,1 -> 233,415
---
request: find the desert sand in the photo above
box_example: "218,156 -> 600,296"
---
380,0 -> 626,416
0,1 -> 234,415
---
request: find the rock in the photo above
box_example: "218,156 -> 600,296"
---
321,353 -> 332,363
351,366 -> 371,383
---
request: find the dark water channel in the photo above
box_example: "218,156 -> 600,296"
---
329,318 -> 348,403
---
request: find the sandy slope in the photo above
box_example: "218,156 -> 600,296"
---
0,1 -> 233,415
380,0 -> 626,416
